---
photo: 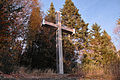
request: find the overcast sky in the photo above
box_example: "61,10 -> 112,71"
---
40,0 -> 120,50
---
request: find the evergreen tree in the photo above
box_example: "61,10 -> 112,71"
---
34,2 -> 56,70
21,1 -> 57,70
61,0 -> 78,73
45,2 -> 56,23
61,0 -> 84,73
75,18 -> 89,51
41,2 -> 56,70
101,30 -> 116,65
85,23 -> 116,65
81,23 -> 118,75
61,0 -> 89,73
20,0 -> 42,68
27,7 -> 42,45
61,0 -> 80,29
82,23 -> 102,65
0,0 -> 32,73
90,25 -> 116,66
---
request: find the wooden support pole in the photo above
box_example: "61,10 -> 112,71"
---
56,30 -> 59,73
56,11 -> 64,74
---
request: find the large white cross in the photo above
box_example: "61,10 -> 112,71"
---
42,11 -> 75,74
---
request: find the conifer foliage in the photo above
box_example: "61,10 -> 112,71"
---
20,2 -> 57,70
61,0 -> 89,73
45,2 -> 56,23
0,0 -> 119,77
0,0 -> 32,73
81,23 -> 118,75
61,0 -> 78,73
61,0 -> 80,29
20,0 -> 42,68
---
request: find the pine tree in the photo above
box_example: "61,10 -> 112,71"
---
88,23 -> 116,65
0,0 -> 32,73
61,0 -> 80,29
20,0 -> 42,68
101,30 -> 116,65
45,2 -> 56,23
75,18 -> 89,51
27,7 -> 42,45
41,2 -> 56,70
81,23 -> 118,75
61,0 -> 89,73
28,2 -> 56,69
21,1 -> 57,70
82,23 -> 102,65
34,2 -> 56,70
61,0 -> 78,73
61,0 -> 80,73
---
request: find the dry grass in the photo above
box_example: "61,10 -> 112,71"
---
76,56 -> 120,80
81,64 -> 104,77
78,63 -> 120,80
0,67 -> 79,79
8,67 -> 56,78
0,60 -> 120,79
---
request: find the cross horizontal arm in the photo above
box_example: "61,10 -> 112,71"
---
42,20 -> 58,28
42,20 -> 75,34
61,26 -> 75,34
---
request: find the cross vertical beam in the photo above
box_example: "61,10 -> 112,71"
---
56,29 -> 59,73
56,11 -> 64,74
